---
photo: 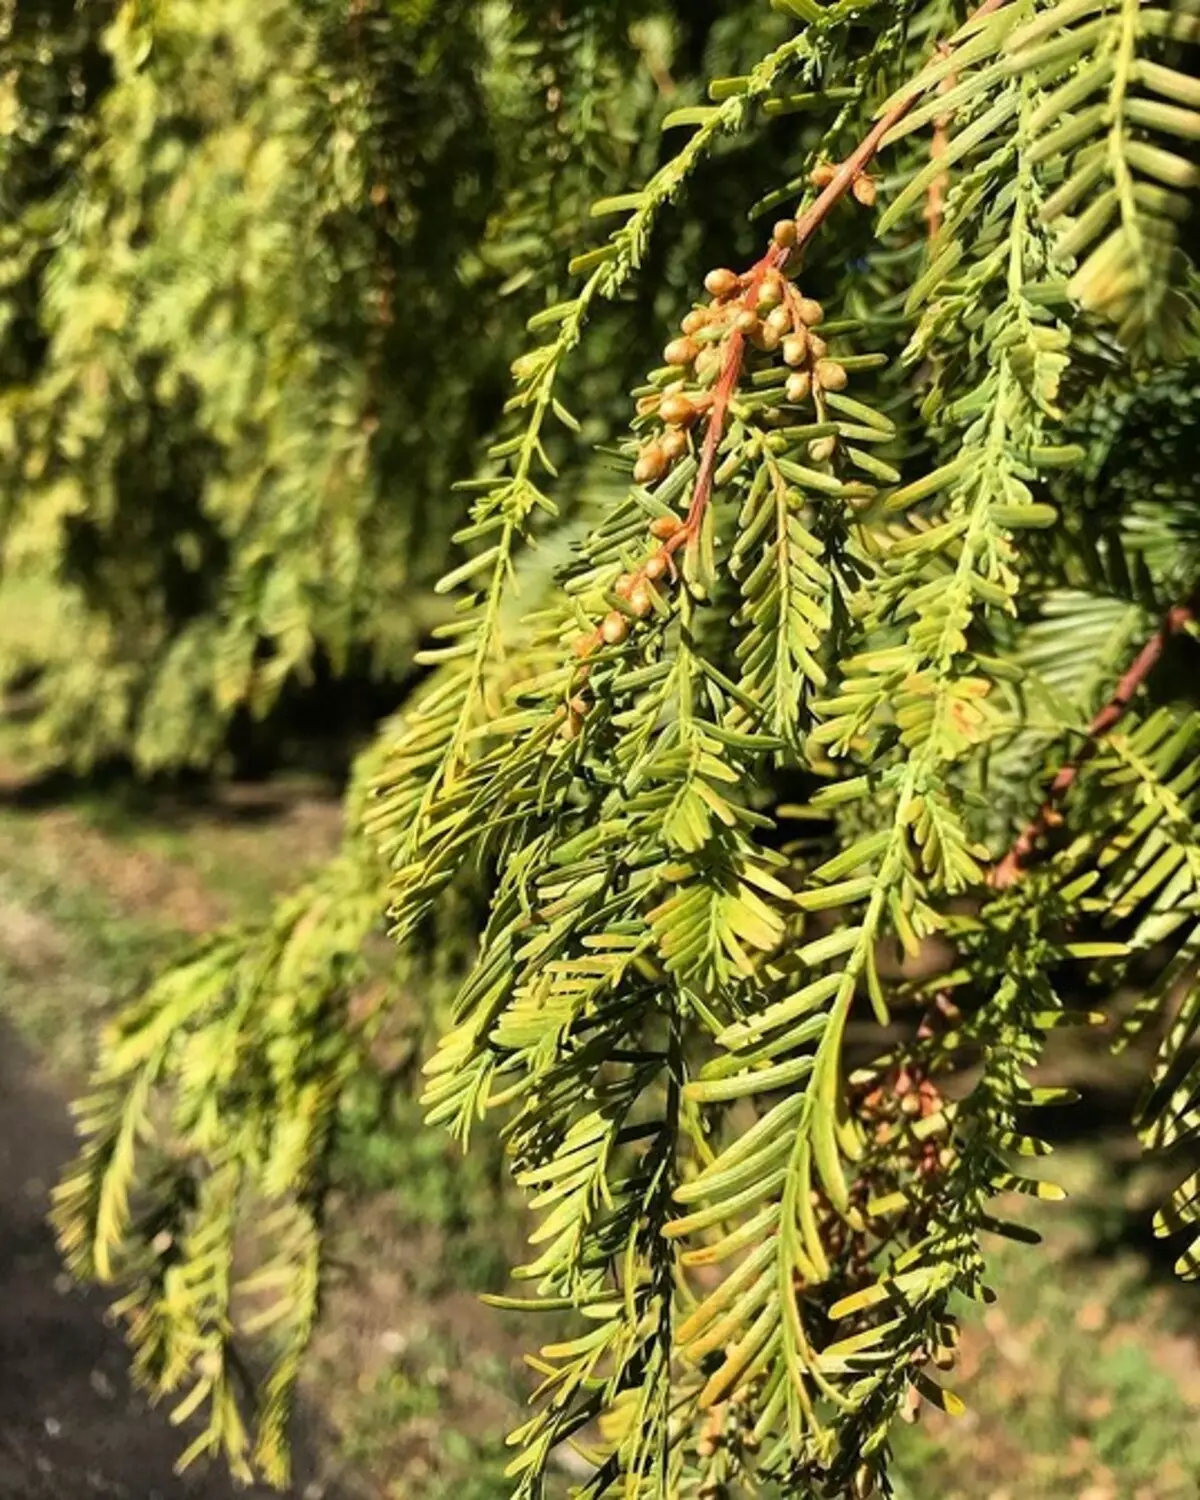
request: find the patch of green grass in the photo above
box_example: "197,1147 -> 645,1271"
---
335,1075 -> 518,1296
0,809 -> 181,1072
893,1152 -> 1200,1500
335,1328 -> 516,1500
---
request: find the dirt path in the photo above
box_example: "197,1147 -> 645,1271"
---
0,1018 -> 329,1500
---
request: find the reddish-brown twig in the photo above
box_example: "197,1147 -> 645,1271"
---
572,0 -> 1013,665
666,250 -> 788,553
671,0 -> 1012,554
990,599 -> 1198,889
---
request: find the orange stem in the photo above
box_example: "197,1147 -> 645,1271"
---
671,0 -> 1013,552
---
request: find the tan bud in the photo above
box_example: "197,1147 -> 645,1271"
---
695,346 -> 724,382
734,309 -> 760,336
772,218 -> 798,249
660,428 -> 689,462
785,371 -> 812,403
809,435 -> 837,463
852,174 -> 878,207
815,358 -> 848,391
649,514 -> 682,541
614,573 -> 635,598
633,444 -> 668,484
659,393 -> 698,428
644,552 -> 668,581
795,296 -> 824,326
766,305 -> 793,335
680,308 -> 708,336
810,161 -> 836,188
852,1467 -> 877,1500
600,611 -> 629,645
704,267 -> 740,299
573,633 -> 595,658
755,279 -> 783,315
782,332 -> 809,367
629,585 -> 652,618
756,321 -> 782,352
807,334 -> 828,360
664,336 -> 699,367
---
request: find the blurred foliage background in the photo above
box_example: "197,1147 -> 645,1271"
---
0,2 -> 1195,1497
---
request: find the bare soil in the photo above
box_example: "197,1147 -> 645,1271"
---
0,1019 -> 317,1499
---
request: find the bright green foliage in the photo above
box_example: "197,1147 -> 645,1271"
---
0,0 -> 673,770
54,3 -> 1200,1498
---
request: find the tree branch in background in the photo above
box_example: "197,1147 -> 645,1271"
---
991,597 -> 1199,888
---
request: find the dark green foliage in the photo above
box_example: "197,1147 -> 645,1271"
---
50,3 -> 1200,1499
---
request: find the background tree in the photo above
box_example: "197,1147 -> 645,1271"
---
41,1 -> 1200,1498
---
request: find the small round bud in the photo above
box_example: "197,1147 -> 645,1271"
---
614,573 -> 635,598
795,296 -> 824,326
815,358 -> 848,391
852,1466 -> 877,1500
807,334 -> 828,360
756,321 -> 782,353
785,371 -> 812,404
695,347 -> 724,382
809,435 -> 837,463
633,444 -> 668,484
601,611 -> 629,645
766,305 -> 792,335
810,161 -> 836,188
664,336 -> 699,367
660,393 -> 698,427
660,429 -> 689,463
734,309 -> 760,336
629,585 -> 652,618
755,279 -> 783,315
704,267 -> 740,299
782,332 -> 809,367
573,633 -> 595,658
680,308 -> 708,336
772,218 -> 798,249
852,174 -> 878,207
649,514 -> 682,541
644,552 -> 668,581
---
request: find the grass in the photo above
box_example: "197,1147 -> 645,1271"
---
0,755 -> 1195,1499
892,1151 -> 1200,1500
334,1327 -> 515,1500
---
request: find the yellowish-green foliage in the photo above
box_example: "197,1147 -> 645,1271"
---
0,0 -> 666,770
51,2 -> 1200,1498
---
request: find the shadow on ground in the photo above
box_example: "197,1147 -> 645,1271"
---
0,1018 -> 333,1500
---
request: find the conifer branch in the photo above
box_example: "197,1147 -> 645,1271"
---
993,595 -> 1198,887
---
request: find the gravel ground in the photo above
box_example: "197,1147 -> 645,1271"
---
0,1018 -> 324,1500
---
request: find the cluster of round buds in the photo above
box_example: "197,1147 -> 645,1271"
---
859,1065 -> 950,1179
562,514 -> 685,738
